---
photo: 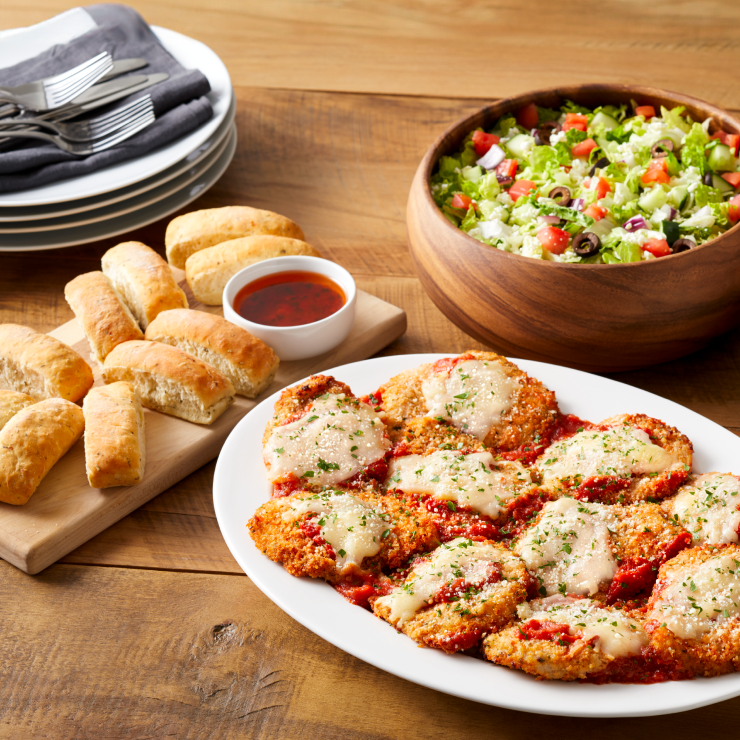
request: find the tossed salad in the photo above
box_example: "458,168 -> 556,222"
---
431,100 -> 740,262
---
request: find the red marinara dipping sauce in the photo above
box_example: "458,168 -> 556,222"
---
233,270 -> 346,327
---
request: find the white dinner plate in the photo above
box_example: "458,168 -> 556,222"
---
212,353 -> 740,718
0,25 -> 232,207
0,124 -> 236,250
0,123 -> 233,233
0,91 -> 236,223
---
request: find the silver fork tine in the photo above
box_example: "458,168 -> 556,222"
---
45,56 -> 113,108
89,109 -> 155,153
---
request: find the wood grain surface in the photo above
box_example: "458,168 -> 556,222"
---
3,1 -> 740,736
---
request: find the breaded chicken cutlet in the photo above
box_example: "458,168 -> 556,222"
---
372,351 -> 559,455
514,497 -> 691,604
482,595 -> 652,681
645,543 -> 740,676
248,486 -> 438,585
262,374 -> 391,496
534,413 -> 693,504
371,537 -> 531,653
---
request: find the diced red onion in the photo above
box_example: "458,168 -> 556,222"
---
623,215 -> 648,232
496,174 -> 513,186
539,215 -> 561,224
476,143 -> 505,170
666,206 -> 677,221
571,198 -> 585,212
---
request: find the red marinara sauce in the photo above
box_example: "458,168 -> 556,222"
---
233,271 -> 346,326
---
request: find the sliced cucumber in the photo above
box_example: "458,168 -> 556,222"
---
708,143 -> 735,173
660,219 -> 680,245
712,173 -> 734,196
592,111 -> 620,131
506,134 -> 535,160
638,186 -> 668,212
668,185 -> 689,209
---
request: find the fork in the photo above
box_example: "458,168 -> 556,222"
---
0,101 -> 155,156
0,95 -> 153,142
0,52 -> 113,111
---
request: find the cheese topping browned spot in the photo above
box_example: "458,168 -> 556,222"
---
650,551 -> 740,640
283,490 -> 386,570
266,394 -> 390,485
515,498 -> 617,596
422,359 -> 519,440
518,596 -> 648,658
671,473 -> 740,545
538,425 -> 680,482
387,451 -> 531,519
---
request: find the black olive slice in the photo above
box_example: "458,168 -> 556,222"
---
672,238 -> 695,253
703,172 -> 714,186
650,139 -> 674,158
548,186 -> 571,205
588,157 -> 610,177
535,121 -> 560,144
572,231 -> 601,257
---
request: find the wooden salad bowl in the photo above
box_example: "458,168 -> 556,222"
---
407,84 -> 740,372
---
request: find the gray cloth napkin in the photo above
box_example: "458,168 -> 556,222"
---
0,4 -> 213,192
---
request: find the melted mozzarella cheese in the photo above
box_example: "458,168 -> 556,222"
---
387,451 -> 532,519
518,596 -> 648,658
538,425 -> 680,482
375,538 -> 516,626
284,491 -> 386,570
266,394 -> 390,485
421,359 -> 519,440
650,551 -> 740,640
671,473 -> 740,545
515,497 -> 617,596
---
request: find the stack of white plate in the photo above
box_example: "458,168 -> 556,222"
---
0,26 -> 236,251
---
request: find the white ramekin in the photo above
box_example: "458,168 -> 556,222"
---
222,255 -> 357,361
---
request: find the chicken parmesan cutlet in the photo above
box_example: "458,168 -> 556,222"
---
662,472 -> 740,546
482,596 -> 652,681
248,486 -> 438,602
262,374 -> 391,496
371,351 -> 559,456
645,543 -> 740,676
534,413 -> 692,504
371,537 -> 530,653
385,443 -> 543,542
514,497 -> 691,605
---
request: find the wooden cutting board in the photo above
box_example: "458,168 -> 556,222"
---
0,267 -> 406,574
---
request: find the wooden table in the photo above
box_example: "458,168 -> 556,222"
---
2,1 -> 740,736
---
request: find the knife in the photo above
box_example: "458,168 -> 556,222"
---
97,58 -> 148,83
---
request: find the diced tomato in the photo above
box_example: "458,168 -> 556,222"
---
721,172 -> 740,189
729,194 -> 740,222
516,102 -> 539,130
642,238 -> 671,257
571,137 -> 598,158
508,179 -> 538,202
711,131 -> 740,156
583,175 -> 612,199
584,204 -> 607,221
496,159 -> 518,179
562,113 -> 588,132
472,130 -> 500,156
641,159 -> 670,185
635,105 -> 656,119
450,193 -> 474,210
537,226 -> 569,255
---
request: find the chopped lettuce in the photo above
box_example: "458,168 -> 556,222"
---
680,123 -> 710,174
